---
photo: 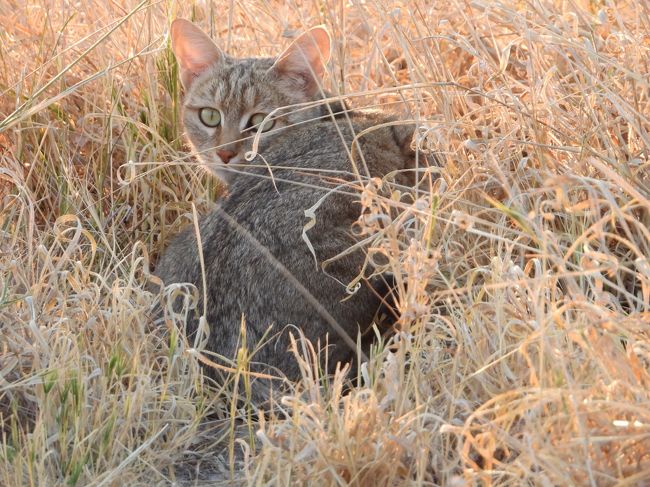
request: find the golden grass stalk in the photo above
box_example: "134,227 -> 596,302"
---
1,0 -> 649,485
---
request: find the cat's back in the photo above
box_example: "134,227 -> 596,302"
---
157,109 -> 415,286
222,109 -> 416,248
237,110 -> 415,179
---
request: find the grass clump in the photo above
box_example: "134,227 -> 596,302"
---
1,0 -> 649,485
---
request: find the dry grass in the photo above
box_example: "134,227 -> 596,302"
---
1,0 -> 649,485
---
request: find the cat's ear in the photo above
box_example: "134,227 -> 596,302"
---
271,26 -> 331,96
171,19 -> 224,89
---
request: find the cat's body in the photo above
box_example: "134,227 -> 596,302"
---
156,111 -> 415,398
156,20 -> 416,402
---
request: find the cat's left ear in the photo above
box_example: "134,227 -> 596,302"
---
270,26 -> 331,96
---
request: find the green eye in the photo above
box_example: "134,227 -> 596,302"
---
249,113 -> 275,132
199,108 -> 221,127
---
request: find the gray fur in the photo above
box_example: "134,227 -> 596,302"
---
156,26 -> 417,403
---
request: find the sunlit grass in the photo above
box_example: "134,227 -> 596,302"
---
1,0 -> 649,485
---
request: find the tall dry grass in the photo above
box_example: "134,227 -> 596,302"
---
1,0 -> 649,485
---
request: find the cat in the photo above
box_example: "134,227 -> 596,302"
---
155,19 -> 417,403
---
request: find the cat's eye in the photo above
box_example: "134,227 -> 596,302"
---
248,113 -> 275,132
199,107 -> 222,127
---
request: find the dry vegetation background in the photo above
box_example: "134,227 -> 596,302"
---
1,0 -> 649,485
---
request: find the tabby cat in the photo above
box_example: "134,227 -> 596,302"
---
155,19 -> 416,402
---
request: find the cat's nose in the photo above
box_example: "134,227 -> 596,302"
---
217,150 -> 236,163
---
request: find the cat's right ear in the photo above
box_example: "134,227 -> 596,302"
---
171,19 -> 223,89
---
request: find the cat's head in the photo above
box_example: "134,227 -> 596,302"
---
171,19 -> 332,183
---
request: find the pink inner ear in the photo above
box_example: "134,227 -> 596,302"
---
171,19 -> 222,88
272,27 -> 331,96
